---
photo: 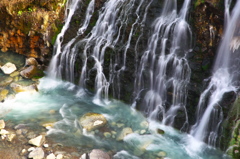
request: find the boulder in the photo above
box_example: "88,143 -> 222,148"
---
28,147 -> 44,159
79,113 -> 107,131
28,135 -> 45,147
20,58 -> 44,79
0,62 -> 17,74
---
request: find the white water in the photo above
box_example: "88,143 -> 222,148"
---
191,0 -> 240,147
133,0 -> 192,130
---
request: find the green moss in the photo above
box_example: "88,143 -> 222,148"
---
194,0 -> 205,8
201,64 -> 209,71
17,10 -> 23,16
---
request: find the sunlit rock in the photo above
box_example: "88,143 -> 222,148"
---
56,154 -> 64,159
43,144 -> 49,148
79,113 -> 107,131
0,120 -> 5,129
0,129 -> 9,136
46,153 -> 55,159
0,76 -> 13,87
117,127 -> 133,141
20,57 -> 44,79
10,82 -> 38,93
28,147 -> 44,159
28,135 -> 45,147
0,62 -> 17,74
7,133 -> 16,142
20,149 -> 27,156
28,147 -> 35,152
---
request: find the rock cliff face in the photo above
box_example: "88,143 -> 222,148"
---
187,0 -> 224,125
0,0 -> 66,67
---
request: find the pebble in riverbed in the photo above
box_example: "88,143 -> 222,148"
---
28,135 -> 45,147
28,147 -> 45,159
80,149 -> 111,159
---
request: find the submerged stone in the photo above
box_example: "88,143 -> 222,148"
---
0,62 -> 17,74
104,132 -> 111,138
0,76 -> 13,87
117,127 -> 133,141
79,113 -> 107,131
157,151 -> 167,157
10,82 -> 38,93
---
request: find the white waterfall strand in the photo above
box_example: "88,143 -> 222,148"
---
191,0 -> 240,147
134,0 -> 192,130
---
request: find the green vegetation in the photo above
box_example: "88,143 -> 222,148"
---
194,0 -> 205,8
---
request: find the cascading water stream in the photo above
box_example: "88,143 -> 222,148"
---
133,0 -> 192,130
48,0 -> 151,105
49,0 -> 192,129
48,0 -> 82,80
190,0 -> 240,147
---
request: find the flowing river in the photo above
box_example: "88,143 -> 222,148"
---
0,77 -> 230,159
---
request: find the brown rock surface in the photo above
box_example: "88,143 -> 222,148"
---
0,0 -> 66,63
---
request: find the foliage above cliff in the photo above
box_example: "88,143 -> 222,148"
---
0,0 -> 66,59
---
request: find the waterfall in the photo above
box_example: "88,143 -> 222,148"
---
48,0 -> 153,105
190,0 -> 240,147
48,0 -> 83,80
48,0 -> 192,127
133,0 -> 192,130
